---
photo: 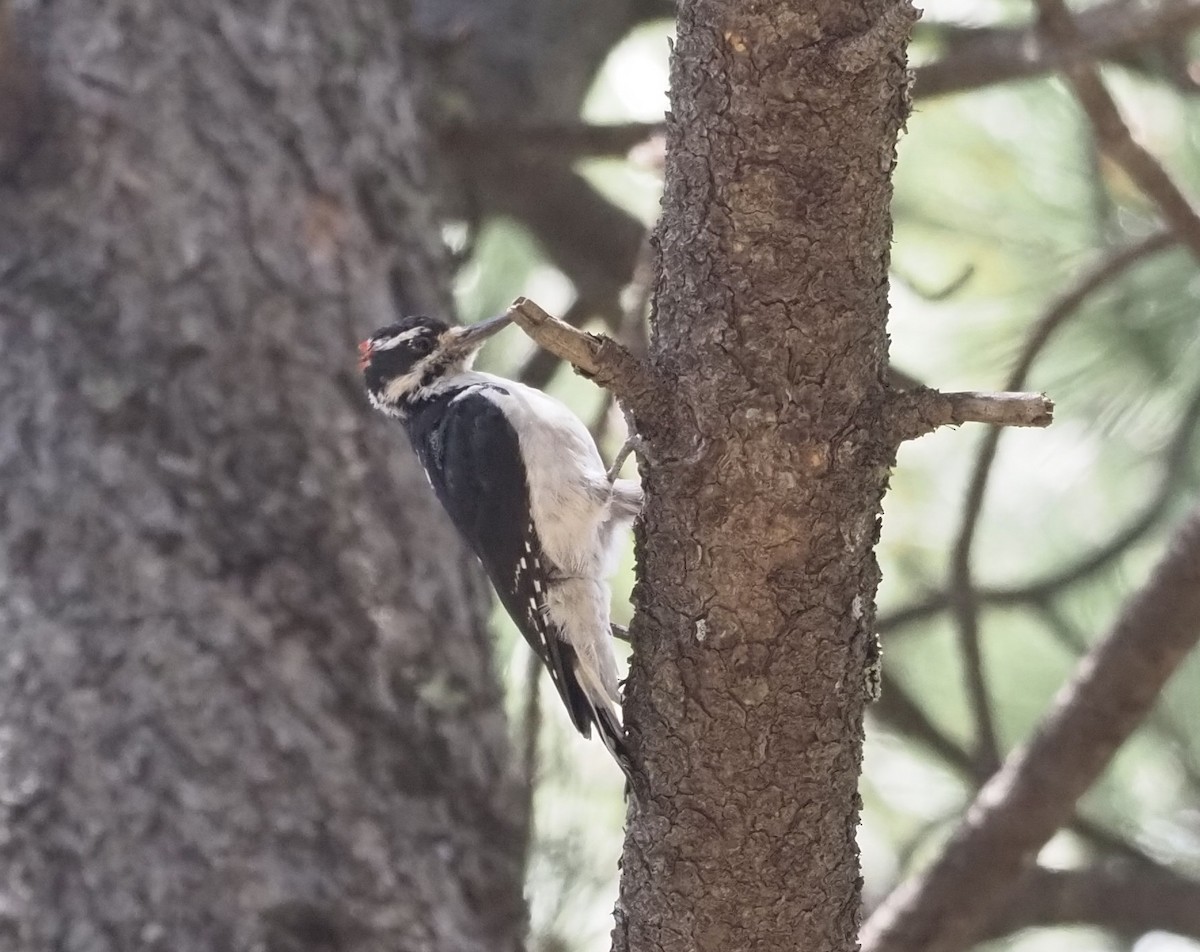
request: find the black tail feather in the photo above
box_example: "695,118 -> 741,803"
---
590,700 -> 638,795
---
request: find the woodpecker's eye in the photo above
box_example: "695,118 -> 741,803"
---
410,337 -> 435,357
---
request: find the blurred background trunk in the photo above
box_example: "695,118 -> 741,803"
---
0,2 -> 527,949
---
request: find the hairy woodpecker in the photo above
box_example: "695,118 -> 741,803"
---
359,314 -> 642,780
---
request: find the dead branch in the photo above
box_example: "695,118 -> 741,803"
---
880,376 -> 1200,638
860,504 -> 1200,952
1035,0 -> 1200,262
886,389 -> 1053,443
517,297 -> 609,390
914,0 -> 1200,100
506,297 -> 660,418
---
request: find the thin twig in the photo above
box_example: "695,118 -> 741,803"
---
890,264 -> 975,302
1031,597 -> 1088,655
861,504 -> 1200,952
1035,0 -> 1200,262
1009,230 -> 1174,387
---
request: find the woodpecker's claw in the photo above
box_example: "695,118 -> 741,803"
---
607,435 -> 651,482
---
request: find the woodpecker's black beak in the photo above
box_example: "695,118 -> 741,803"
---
449,312 -> 511,351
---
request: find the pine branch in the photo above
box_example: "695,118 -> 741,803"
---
1035,0 -> 1200,262
985,865 -> 1200,942
861,505 -> 1200,952
914,0 -> 1200,99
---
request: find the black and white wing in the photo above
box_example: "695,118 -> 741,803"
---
404,388 -> 595,736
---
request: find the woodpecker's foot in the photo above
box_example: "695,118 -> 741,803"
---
607,437 -> 636,482
610,623 -> 631,643
610,433 -> 660,481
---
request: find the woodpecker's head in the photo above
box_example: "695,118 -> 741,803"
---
359,313 -> 510,416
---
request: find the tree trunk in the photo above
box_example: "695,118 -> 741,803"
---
616,2 -> 915,950
0,3 -> 525,950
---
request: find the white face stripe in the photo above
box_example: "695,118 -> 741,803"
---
373,358 -> 486,415
383,368 -> 426,403
373,327 -> 429,351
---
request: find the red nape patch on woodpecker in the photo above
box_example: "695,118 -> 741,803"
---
357,339 -> 372,371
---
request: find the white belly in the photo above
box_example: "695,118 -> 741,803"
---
471,375 -> 612,576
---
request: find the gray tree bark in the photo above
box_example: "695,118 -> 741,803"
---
615,1 -> 916,950
0,2 -> 525,950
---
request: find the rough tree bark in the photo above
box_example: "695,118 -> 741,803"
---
613,1 -> 917,950
0,3 -> 524,950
